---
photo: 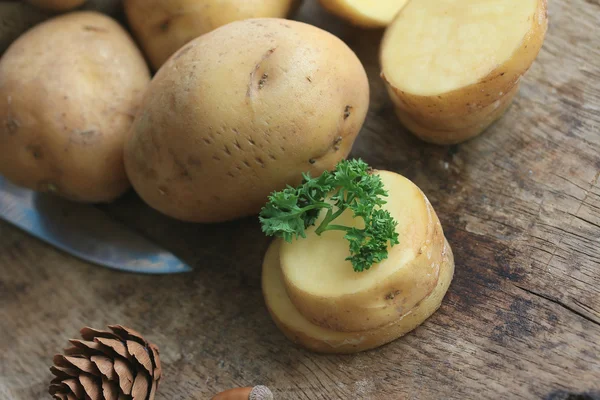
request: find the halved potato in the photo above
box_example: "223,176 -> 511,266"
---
381,0 -> 548,144
263,238 -> 454,354
318,0 -> 408,28
279,171 -> 444,332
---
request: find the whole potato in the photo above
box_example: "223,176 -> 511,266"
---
0,12 -> 150,203
0,2 -> 51,54
124,0 -> 301,70
125,18 -> 369,223
25,0 -> 86,12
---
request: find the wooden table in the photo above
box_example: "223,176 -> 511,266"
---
1,1 -> 599,399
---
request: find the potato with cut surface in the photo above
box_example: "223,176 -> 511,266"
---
264,239 -> 454,353
0,12 -> 150,203
381,0 -> 548,144
279,171 -> 446,332
318,0 -> 408,28
125,18 -> 369,223
25,0 -> 86,11
124,0 -> 301,70
260,163 -> 454,353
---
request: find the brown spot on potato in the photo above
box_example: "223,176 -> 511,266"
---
258,73 -> 268,89
213,155 -> 221,161
159,19 -> 170,32
243,160 -> 251,167
158,186 -> 168,196
247,47 -> 277,99
5,117 -> 20,135
344,105 -> 352,120
247,137 -> 256,146
234,140 -> 242,150
255,157 -> 265,167
269,154 -> 276,160
69,129 -> 102,145
306,76 -> 312,82
309,158 -> 316,164
202,138 -> 211,145
187,156 -> 202,166
227,172 -> 235,178
224,145 -> 231,155
26,145 -> 43,160
83,25 -> 108,32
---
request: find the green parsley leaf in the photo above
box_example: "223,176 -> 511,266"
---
259,159 -> 400,272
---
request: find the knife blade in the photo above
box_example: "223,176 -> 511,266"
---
0,176 -> 192,274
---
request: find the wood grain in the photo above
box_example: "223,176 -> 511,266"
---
1,1 -> 599,399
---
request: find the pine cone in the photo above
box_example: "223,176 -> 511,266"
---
49,325 -> 162,400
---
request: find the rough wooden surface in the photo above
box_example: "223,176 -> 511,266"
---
1,1 -> 599,399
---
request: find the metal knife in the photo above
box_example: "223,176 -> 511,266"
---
0,176 -> 192,274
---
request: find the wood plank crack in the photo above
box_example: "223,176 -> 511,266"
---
513,284 -> 600,326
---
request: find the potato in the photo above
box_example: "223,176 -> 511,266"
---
0,2 -> 51,54
0,12 -> 150,203
124,18 -> 369,223
381,0 -> 548,144
124,0 -> 301,70
318,0 -> 408,28
279,171 -> 446,332
25,0 -> 86,11
263,238 -> 454,354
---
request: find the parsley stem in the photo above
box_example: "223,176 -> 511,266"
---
314,207 -> 347,235
319,224 -> 351,232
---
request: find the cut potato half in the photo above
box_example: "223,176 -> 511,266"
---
280,171 -> 444,332
263,238 -> 454,354
318,0 -> 408,28
381,0 -> 548,144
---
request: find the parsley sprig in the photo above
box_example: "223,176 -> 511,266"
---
259,159 -> 399,272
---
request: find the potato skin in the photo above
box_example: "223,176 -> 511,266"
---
394,83 -> 520,145
381,0 -> 548,144
0,12 -> 150,203
125,18 -> 369,223
25,0 -> 86,11
124,0 -> 301,70
263,238 -> 455,354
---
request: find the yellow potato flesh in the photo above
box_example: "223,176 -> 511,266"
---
279,171 -> 443,332
382,0 -> 537,96
263,239 -> 454,354
319,0 -> 408,28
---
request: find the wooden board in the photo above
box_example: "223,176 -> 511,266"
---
1,1 -> 599,399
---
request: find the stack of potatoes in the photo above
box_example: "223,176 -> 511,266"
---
263,171 -> 454,353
